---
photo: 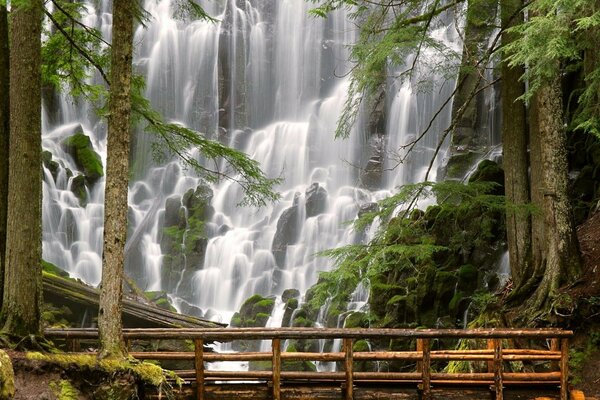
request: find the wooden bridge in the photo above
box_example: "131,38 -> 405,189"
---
45,327 -> 576,400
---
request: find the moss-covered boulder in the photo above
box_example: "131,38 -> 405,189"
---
0,350 -> 15,399
144,291 -> 177,312
62,133 -> 103,183
70,174 -> 88,206
231,294 -> 276,351
468,159 -> 504,194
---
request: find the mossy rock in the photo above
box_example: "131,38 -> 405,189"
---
70,174 -> 88,206
0,350 -> 15,399
468,159 -> 504,194
62,132 -> 104,183
50,379 -> 81,400
252,298 -> 275,315
344,311 -> 369,329
282,298 -> 299,327
282,288 -> 300,301
445,151 -> 481,180
291,316 -> 313,328
457,264 -> 478,291
144,291 -> 177,312
42,259 -> 70,278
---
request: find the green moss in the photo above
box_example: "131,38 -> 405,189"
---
26,352 -> 173,387
353,339 -> 370,352
63,132 -> 104,182
255,312 -> 270,326
252,299 -> 275,315
344,311 -> 369,328
42,259 -> 70,278
50,379 -> 80,400
0,350 -> 15,399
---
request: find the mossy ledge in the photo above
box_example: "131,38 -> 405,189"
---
21,352 -> 181,399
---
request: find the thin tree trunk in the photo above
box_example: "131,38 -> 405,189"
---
98,0 -> 136,359
0,4 -> 10,307
500,0 -> 531,289
1,0 -> 43,336
532,71 -> 582,309
529,95 -> 545,281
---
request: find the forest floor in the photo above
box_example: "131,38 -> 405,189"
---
569,210 -> 600,399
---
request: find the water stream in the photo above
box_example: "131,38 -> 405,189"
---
41,0 -> 464,329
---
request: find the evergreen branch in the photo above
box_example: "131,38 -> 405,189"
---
43,8 -> 111,85
50,0 -> 111,46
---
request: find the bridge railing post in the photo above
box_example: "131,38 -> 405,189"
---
272,338 -> 281,400
418,338 -> 432,400
343,338 -> 353,400
195,338 -> 205,400
492,338 -> 503,400
560,338 -> 569,400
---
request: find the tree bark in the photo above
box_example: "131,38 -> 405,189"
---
1,0 -> 43,336
0,4 -> 10,307
500,0 -> 531,289
529,95 -> 545,282
98,0 -> 136,359
532,71 -> 582,308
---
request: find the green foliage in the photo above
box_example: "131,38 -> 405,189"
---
42,0 -> 110,103
315,180 -> 505,327
504,0 -> 600,138
308,0 -> 463,138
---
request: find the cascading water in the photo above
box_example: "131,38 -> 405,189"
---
41,0 -> 464,331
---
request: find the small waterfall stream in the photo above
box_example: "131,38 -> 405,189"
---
41,0 -> 467,331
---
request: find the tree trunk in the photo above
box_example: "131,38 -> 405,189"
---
529,95 -> 545,282
0,4 -> 10,307
500,0 -> 531,289
532,71 -> 582,309
1,0 -> 43,336
98,0 -> 135,359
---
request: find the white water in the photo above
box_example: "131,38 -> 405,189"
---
41,0 -> 462,327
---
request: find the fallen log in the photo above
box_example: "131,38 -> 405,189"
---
43,272 -> 223,328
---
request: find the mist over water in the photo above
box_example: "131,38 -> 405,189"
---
41,0 -> 460,325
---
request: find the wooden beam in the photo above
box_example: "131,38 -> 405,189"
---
272,338 -> 281,400
560,338 -> 569,400
195,339 -> 204,400
421,338 -> 432,400
493,338 -> 503,400
344,338 -> 353,400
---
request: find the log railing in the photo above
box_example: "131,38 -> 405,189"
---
45,327 -> 573,400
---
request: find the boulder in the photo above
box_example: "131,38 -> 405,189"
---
271,194 -> 301,267
305,183 -> 328,218
62,132 -> 104,183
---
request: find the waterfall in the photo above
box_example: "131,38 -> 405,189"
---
41,0 -> 461,325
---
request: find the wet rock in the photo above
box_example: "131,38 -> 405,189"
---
282,288 -> 300,302
70,175 -> 87,206
62,132 -> 103,183
305,182 -> 328,217
359,135 -> 384,190
42,150 -> 60,181
271,194 -> 301,267
163,196 -> 182,229
468,159 -> 505,194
